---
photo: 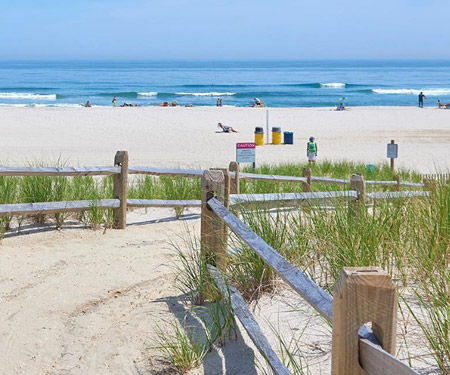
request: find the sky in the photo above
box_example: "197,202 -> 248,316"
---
1,0 -> 449,60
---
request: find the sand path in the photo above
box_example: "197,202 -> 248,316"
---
0,209 -> 191,375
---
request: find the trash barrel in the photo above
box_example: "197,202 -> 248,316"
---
254,127 -> 264,146
284,131 -> 294,145
272,127 -> 282,145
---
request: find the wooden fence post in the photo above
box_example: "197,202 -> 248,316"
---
201,169 -> 229,271
423,177 -> 438,192
302,167 -> 312,192
349,174 -> 366,216
332,267 -> 397,375
113,151 -> 128,229
229,161 -> 240,195
393,175 -> 401,192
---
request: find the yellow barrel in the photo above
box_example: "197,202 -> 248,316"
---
255,132 -> 264,146
272,127 -> 281,145
254,127 -> 264,146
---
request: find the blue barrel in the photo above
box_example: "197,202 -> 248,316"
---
284,131 -> 294,145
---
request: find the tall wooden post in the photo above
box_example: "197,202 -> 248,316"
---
393,175 -> 401,192
113,151 -> 128,229
229,161 -> 240,195
201,169 -> 229,271
302,167 -> 312,192
332,267 -> 397,375
423,178 -> 438,192
349,174 -> 366,216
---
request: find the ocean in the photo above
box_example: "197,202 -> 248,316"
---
0,60 -> 450,108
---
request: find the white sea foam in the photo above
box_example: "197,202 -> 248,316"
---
137,92 -> 158,97
320,83 -> 346,88
175,92 -> 236,96
32,103 -> 82,108
373,88 -> 450,96
0,92 -> 57,100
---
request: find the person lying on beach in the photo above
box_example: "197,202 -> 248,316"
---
336,102 -> 346,111
217,122 -> 238,133
437,100 -> 450,109
120,102 -> 140,107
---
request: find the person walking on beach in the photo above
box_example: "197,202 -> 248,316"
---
307,137 -> 317,164
418,92 -> 427,108
112,96 -> 117,107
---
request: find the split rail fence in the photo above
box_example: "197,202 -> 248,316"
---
200,168 -> 424,375
0,151 -> 437,374
0,150 -> 435,229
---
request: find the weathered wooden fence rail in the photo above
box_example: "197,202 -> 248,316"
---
201,169 -> 421,375
0,152 -> 435,228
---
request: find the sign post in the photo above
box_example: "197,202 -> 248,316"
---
387,140 -> 398,173
236,142 -> 256,170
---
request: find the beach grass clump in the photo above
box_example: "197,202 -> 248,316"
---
408,267 -> 450,374
156,320 -> 208,374
171,232 -> 214,305
0,176 -> 19,230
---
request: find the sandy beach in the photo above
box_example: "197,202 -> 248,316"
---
0,106 -> 448,173
0,105 -> 446,375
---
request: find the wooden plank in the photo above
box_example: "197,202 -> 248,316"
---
113,151 -> 128,229
360,339 -> 420,375
207,197 -> 334,322
0,199 -> 120,217
128,166 -> 204,178
229,191 -> 357,208
366,180 -> 398,186
367,191 -> 429,200
332,268 -> 397,375
208,265 -> 291,375
127,199 -> 201,208
400,182 -> 425,188
207,198 -> 420,375
311,176 -> 349,185
238,172 -> 307,183
0,166 -> 121,176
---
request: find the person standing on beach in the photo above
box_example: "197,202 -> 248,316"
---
418,92 -> 427,108
112,96 -> 117,107
307,137 -> 317,164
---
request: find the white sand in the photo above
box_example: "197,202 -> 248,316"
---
0,106 -> 449,172
0,106 -> 445,374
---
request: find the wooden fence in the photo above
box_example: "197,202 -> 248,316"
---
0,151 -> 434,229
200,169 -> 421,375
0,152 -> 435,373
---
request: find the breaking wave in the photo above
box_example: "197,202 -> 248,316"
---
0,92 -> 57,100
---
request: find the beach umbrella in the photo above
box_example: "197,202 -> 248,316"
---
339,97 -> 347,101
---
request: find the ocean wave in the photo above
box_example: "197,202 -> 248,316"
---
0,92 -> 57,100
372,88 -> 450,96
137,92 -> 158,97
175,92 -> 236,96
320,82 -> 346,88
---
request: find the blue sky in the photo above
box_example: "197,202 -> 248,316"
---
1,0 -> 449,60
